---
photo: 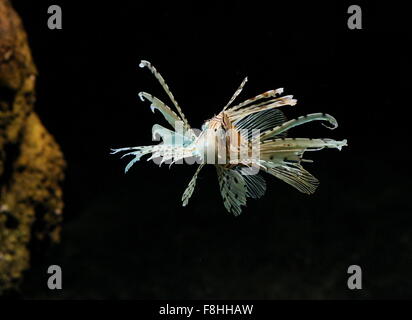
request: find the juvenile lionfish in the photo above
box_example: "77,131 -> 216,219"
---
111,60 -> 347,215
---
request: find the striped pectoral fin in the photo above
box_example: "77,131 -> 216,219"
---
139,92 -> 185,129
139,60 -> 191,129
112,143 -> 197,173
110,146 -> 145,154
233,108 -> 287,140
248,95 -> 297,113
260,113 -> 338,140
228,95 -> 296,124
261,150 -> 304,164
110,145 -> 155,173
264,163 -> 320,194
241,171 -> 267,199
227,88 -> 285,112
222,76 -> 248,111
296,138 -> 348,151
145,144 -> 192,166
261,138 -> 348,153
216,166 -> 247,216
182,164 -> 204,207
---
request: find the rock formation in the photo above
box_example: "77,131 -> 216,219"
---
0,0 -> 65,293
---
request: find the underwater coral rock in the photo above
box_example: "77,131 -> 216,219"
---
0,0 -> 65,294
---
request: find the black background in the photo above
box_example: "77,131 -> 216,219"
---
7,1 -> 412,299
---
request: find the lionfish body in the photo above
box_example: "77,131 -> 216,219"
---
112,60 -> 347,215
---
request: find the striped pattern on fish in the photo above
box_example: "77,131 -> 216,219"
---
111,60 -> 347,215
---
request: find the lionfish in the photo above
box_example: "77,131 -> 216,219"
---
111,60 -> 347,215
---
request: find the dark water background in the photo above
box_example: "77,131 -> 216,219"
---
7,1 -> 412,299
